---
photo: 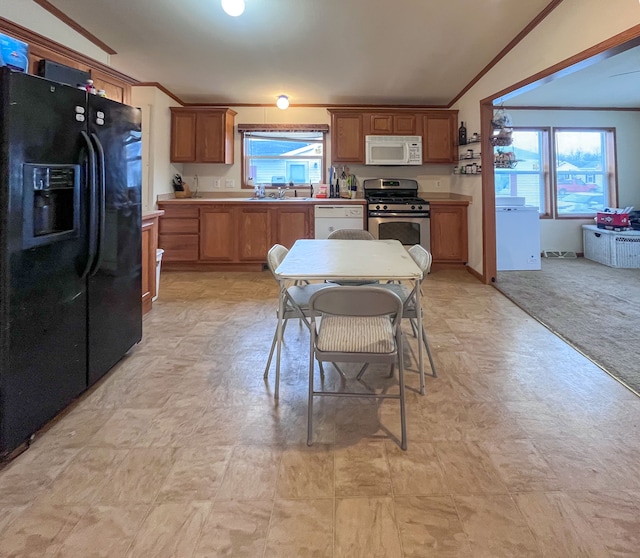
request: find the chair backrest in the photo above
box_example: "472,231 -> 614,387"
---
309,286 -> 402,326
327,229 -> 375,240
267,244 -> 288,277
408,244 -> 432,275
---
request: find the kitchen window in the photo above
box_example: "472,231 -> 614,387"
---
494,128 -> 550,215
554,128 -> 617,218
238,124 -> 328,189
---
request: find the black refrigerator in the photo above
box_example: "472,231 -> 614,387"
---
0,67 -> 142,458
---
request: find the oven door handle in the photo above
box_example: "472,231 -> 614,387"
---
369,211 -> 430,218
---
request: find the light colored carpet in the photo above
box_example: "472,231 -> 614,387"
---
495,257 -> 640,394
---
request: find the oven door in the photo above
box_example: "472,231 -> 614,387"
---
368,215 -> 431,250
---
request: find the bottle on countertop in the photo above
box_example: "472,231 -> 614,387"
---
458,121 -> 467,146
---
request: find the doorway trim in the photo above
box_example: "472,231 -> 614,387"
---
480,24 -> 640,284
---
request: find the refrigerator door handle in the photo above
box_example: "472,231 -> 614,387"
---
89,132 -> 106,277
80,131 -> 98,280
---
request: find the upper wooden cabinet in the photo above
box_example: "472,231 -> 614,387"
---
364,113 -> 417,135
328,111 -> 364,163
170,107 -> 237,164
422,111 -> 457,164
328,108 -> 457,165
1,19 -> 135,106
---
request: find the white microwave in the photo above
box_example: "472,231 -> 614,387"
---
365,135 -> 422,166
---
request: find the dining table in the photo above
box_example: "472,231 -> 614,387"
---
273,239 -> 425,398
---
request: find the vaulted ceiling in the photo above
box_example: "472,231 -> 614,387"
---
41,0 -> 558,106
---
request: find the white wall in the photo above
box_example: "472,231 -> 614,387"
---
181,106 -> 452,197
509,109 -> 640,253
0,0 -> 109,64
452,0 -> 640,273
131,86 -> 183,210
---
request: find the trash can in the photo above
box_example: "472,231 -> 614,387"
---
153,248 -> 164,302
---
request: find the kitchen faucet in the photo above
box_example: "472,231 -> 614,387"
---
269,185 -> 289,199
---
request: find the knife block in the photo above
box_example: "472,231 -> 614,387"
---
174,182 -> 193,198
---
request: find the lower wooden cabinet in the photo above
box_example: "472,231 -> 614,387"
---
237,207 -> 272,261
430,202 -> 468,267
141,211 -> 163,314
200,206 -> 236,261
158,202 -> 313,269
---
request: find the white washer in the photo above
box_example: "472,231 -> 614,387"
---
496,197 -> 541,271
314,205 -> 364,239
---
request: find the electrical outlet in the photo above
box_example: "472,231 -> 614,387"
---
225,178 -> 234,189
213,177 -> 221,189
435,180 -> 441,190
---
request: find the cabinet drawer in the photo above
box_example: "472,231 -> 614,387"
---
159,205 -> 199,219
160,218 -> 199,234
159,234 -> 199,261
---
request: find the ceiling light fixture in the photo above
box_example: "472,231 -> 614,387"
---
276,95 -> 289,110
221,0 -> 245,17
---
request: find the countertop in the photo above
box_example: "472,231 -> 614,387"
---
156,192 -> 470,205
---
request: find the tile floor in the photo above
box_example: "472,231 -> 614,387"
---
1,269 -> 639,557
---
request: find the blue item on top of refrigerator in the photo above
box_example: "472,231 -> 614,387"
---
0,67 -> 142,458
0,33 -> 28,73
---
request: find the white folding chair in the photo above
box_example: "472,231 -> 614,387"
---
327,229 -> 375,240
307,286 -> 407,450
264,244 -> 334,398
374,244 -> 437,394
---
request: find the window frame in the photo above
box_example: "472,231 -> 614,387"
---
552,127 -> 618,219
494,126 -> 552,218
238,124 -> 328,189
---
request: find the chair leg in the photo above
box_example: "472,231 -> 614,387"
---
356,363 -> 369,381
264,318 -> 288,379
332,363 -> 347,379
397,338 -> 407,451
307,351 -> 315,446
422,325 -> 438,378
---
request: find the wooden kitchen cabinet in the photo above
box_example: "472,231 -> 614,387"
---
157,200 -> 316,270
141,211 -> 163,315
365,113 -> 417,135
1,19 -> 135,106
328,108 -> 457,165
430,202 -> 468,267
200,206 -> 235,261
422,111 -> 458,163
275,206 -> 312,248
158,205 -> 199,262
170,107 -> 237,163
328,111 -> 365,163
237,207 -> 272,262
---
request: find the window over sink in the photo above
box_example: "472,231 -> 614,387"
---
238,124 -> 328,189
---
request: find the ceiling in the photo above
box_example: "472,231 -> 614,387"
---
501,44 -> 640,108
43,0 -> 557,106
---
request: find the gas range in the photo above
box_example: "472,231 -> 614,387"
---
364,178 -> 431,248
363,179 -> 429,216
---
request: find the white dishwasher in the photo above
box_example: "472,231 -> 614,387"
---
314,205 -> 365,239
